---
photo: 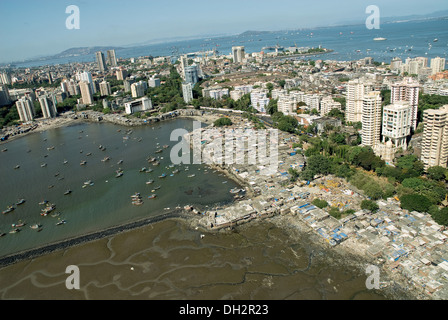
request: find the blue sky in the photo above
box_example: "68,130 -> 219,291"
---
1,0 -> 447,63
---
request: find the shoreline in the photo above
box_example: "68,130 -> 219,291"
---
0,209 -> 188,268
0,109 -> 435,299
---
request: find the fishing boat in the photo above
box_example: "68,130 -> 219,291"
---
188,174 -> 196,178
9,228 -> 20,234
80,160 -> 87,166
2,206 -> 15,215
155,149 -> 163,154
117,160 -> 124,165
41,163 -> 47,167
374,37 -> 387,41
163,145 -> 169,149
116,170 -> 124,178
148,194 -> 157,199
139,167 -> 147,172
47,146 -> 55,151
39,200 -> 49,205
1,148 -> 7,152
153,161 -> 160,166
101,157 -> 110,162
86,152 -> 92,156
56,219 -> 67,226
41,204 -> 56,216
63,160 -> 68,164
30,224 -> 41,230
172,169 -> 180,174
14,165 -> 20,169
0,233 -> 6,237
145,168 -> 153,173
159,173 -> 167,179
147,157 -> 156,163
146,180 -> 154,185
64,190 -> 72,195
12,222 -> 26,228
16,199 -> 26,205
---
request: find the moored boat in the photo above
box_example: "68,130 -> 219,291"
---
148,194 -> 157,199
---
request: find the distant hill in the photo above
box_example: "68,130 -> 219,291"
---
53,46 -> 124,58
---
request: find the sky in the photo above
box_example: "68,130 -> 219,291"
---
1,0 -> 448,63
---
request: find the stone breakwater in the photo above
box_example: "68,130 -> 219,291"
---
0,210 -> 186,268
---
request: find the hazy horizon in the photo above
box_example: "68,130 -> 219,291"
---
1,0 -> 448,64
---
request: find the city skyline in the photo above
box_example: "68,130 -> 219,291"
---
1,0 -> 448,64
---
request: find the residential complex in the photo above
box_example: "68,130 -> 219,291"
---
421,105 -> 448,169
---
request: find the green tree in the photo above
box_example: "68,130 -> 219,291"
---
361,200 -> 379,213
312,198 -> 329,209
400,194 -> 432,213
427,166 -> 447,181
214,117 -> 233,127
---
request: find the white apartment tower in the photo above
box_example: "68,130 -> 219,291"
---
182,82 -> 193,104
346,79 -> 373,123
381,101 -> 412,149
232,46 -> 245,63
421,105 -> 448,169
95,51 -> 107,72
15,97 -> 35,122
106,49 -> 117,67
39,96 -> 58,119
390,77 -> 419,130
79,81 -> 94,105
361,91 -> 382,148
99,81 -> 111,97
430,57 -> 446,75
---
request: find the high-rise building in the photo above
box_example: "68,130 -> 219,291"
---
116,69 -> 128,81
184,65 -> 199,85
131,81 -> 146,98
381,101 -> 412,149
79,71 -> 96,94
182,82 -> 193,104
232,46 -> 245,63
0,72 -> 11,85
390,77 -> 419,130
79,81 -> 94,105
180,55 -> 188,78
99,81 -> 111,97
124,78 -> 135,93
0,84 -> 11,106
430,57 -> 446,75
421,105 -> 448,169
67,79 -> 80,96
95,51 -> 107,72
39,96 -> 58,119
106,49 -> 117,67
361,91 -> 382,148
346,79 -> 373,123
15,97 -> 35,122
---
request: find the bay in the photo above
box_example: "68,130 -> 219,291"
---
11,18 -> 448,68
0,118 -> 239,258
